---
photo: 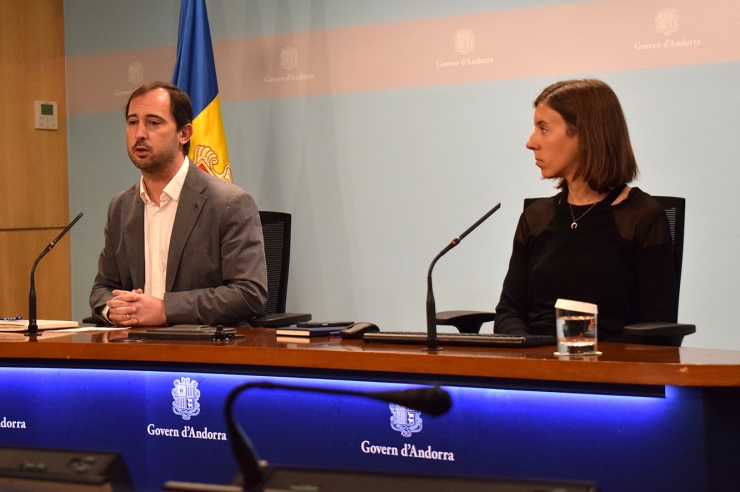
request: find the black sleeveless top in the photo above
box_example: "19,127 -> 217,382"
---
493,186 -> 678,338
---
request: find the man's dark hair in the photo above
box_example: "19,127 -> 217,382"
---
534,79 -> 638,193
126,81 -> 193,154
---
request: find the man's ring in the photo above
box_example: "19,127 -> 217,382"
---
126,314 -> 130,320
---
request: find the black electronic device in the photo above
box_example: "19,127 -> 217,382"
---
241,467 -> 597,492
128,325 -> 240,341
164,469 -> 596,492
363,331 -> 556,348
340,322 -> 380,339
425,204 -> 500,351
0,446 -> 133,492
26,212 -> 83,337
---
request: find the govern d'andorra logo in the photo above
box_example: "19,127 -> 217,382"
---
436,28 -> 493,69
360,403 -> 455,462
172,377 -> 200,420
145,376 -> 228,441
633,8 -> 701,52
390,402 -> 422,437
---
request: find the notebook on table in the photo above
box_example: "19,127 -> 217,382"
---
275,325 -> 347,337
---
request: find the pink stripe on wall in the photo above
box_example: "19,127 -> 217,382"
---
67,47 -> 176,115
67,0 -> 740,115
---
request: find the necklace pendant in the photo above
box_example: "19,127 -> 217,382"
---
568,201 -> 596,231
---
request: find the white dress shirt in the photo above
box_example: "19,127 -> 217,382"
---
139,157 -> 189,300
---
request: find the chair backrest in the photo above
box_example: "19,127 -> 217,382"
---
259,211 -> 292,315
652,196 -> 685,296
523,195 -> 686,295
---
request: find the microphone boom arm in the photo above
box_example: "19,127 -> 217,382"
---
225,382 -> 452,491
27,213 -> 83,337
425,203 -> 500,351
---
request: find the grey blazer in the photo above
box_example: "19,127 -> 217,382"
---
90,162 -> 268,325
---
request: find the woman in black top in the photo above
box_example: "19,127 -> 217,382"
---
493,79 -> 678,339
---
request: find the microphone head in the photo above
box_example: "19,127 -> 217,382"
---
372,387 -> 452,416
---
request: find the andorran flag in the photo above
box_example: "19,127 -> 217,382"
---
172,0 -> 232,182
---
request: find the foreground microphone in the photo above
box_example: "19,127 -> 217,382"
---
26,213 -> 83,337
426,203 -> 500,351
224,382 -> 452,491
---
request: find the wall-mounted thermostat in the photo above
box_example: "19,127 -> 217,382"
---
34,100 -> 58,130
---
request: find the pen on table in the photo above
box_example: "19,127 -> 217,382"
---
0,317 -> 22,321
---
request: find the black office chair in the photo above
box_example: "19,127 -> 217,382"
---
250,211 -> 312,327
436,196 -> 695,346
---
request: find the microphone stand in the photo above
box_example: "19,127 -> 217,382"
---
224,382 -> 452,492
26,213 -> 83,337
425,203 -> 500,352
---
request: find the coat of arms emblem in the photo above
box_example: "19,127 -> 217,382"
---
280,46 -> 299,71
454,29 -> 475,55
655,8 -> 679,36
172,377 -> 200,420
193,144 -> 232,182
390,403 -> 423,437
128,62 -> 144,85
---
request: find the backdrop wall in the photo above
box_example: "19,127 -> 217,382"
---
64,0 -> 740,349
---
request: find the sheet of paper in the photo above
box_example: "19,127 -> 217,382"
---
0,320 -> 79,332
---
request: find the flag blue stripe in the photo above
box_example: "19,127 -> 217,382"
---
172,0 -> 219,117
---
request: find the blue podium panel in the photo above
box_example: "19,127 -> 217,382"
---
0,366 -> 727,492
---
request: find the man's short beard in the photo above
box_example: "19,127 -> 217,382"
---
131,152 -> 172,174
128,143 -> 180,177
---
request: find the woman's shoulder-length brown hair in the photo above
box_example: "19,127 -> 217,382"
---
534,79 -> 638,193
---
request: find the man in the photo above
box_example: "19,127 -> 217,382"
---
90,81 -> 267,326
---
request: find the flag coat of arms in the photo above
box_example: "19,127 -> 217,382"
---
172,0 -> 232,182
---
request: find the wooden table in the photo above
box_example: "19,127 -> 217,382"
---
0,327 -> 738,492
2,327 -> 739,386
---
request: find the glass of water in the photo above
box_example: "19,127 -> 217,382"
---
555,299 -> 599,355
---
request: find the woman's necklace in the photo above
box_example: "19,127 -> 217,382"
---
568,202 -> 597,229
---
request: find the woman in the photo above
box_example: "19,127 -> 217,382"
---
493,79 -> 678,339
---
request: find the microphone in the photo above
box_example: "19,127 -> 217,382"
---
425,204 -> 500,351
224,382 -> 452,491
26,213 -> 83,337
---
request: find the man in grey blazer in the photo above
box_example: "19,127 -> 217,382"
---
90,81 -> 267,326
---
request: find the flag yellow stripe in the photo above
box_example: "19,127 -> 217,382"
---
189,94 -> 231,180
